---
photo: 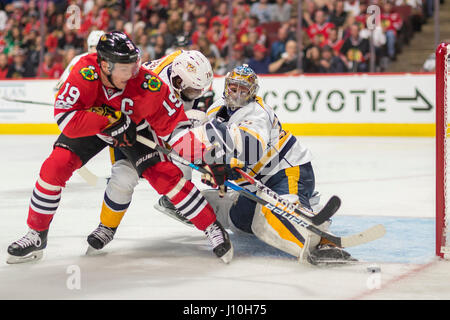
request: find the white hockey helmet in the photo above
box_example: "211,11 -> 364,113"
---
170,50 -> 213,101
87,30 -> 105,52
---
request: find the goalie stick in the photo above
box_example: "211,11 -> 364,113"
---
135,135 -> 386,248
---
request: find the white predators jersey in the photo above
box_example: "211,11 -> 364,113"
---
142,50 -> 195,110
206,96 -> 312,188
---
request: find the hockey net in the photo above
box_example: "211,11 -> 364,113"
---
436,43 -> 450,259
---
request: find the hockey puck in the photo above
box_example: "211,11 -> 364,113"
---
366,265 -> 381,273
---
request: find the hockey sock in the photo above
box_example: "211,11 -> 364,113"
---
99,193 -> 129,228
167,178 -> 216,231
27,178 -> 62,231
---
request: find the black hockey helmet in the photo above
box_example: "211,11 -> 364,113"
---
96,31 -> 140,64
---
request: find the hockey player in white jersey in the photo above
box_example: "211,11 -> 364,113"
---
187,64 -> 356,265
140,50 -> 214,224
86,50 -> 214,250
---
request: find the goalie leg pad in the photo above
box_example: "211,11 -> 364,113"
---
201,189 -> 240,231
251,191 -> 322,259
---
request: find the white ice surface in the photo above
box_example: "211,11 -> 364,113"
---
0,135 -> 449,300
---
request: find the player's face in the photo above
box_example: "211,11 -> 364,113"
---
110,62 -> 139,89
227,82 -> 251,106
181,87 -> 203,100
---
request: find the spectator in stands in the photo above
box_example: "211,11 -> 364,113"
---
271,0 -> 292,23
107,4 -> 122,31
191,17 -> 208,45
381,0 -> 403,60
268,39 -> 301,74
323,27 -> 345,55
303,45 -> 321,73
4,26 -> 22,55
339,23 -> 370,72
306,9 -> 335,47
181,0 -> 197,22
250,0 -> 272,24
7,47 -> 34,78
237,15 -> 266,49
206,51 -> 227,76
207,19 -> 228,53
210,2 -> 230,29
45,29 -> 59,54
270,23 -> 292,62
318,44 -> 348,73
58,29 -> 83,51
153,34 -> 167,60
144,0 -> 169,20
225,43 -> 249,71
167,0 -> 184,21
328,0 -> 349,32
301,0 -> 318,28
197,35 -> 221,61
181,19 -> 194,42
37,52 -> 63,78
0,53 -> 8,79
26,34 -> 42,76
167,9 -> 184,37
157,20 -> 176,49
248,43 -> 270,74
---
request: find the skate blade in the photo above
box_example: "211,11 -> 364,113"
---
219,244 -> 234,264
85,245 -> 107,256
307,258 -> 359,267
153,203 -> 194,228
6,250 -> 43,264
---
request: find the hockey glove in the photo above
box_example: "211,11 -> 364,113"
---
102,111 -> 137,148
201,158 -> 245,197
201,164 -> 229,197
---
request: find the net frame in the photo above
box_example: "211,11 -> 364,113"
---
436,42 -> 450,259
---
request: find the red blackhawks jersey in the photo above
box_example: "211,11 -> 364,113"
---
54,53 -> 191,146
305,22 -> 335,45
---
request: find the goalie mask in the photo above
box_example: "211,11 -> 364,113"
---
170,50 -> 213,101
224,64 -> 259,111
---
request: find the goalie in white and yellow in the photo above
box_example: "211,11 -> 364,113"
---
189,65 -> 356,265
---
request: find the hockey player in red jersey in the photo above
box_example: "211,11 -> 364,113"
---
6,31 -> 233,264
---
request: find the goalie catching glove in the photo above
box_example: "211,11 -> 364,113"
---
101,111 -> 137,147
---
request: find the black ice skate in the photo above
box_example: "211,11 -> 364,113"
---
153,195 -> 194,227
86,223 -> 117,254
204,221 -> 233,264
307,244 -> 358,266
7,229 -> 48,264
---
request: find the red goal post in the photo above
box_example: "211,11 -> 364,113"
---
436,42 -> 450,259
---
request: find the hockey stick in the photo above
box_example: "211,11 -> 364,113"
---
234,167 -> 340,225
135,135 -> 386,248
77,166 -> 108,187
0,96 -> 53,106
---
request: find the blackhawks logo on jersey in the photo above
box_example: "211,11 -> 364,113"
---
141,73 -> 162,92
80,65 -> 99,81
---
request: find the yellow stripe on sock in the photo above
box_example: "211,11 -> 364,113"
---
100,202 -> 126,228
